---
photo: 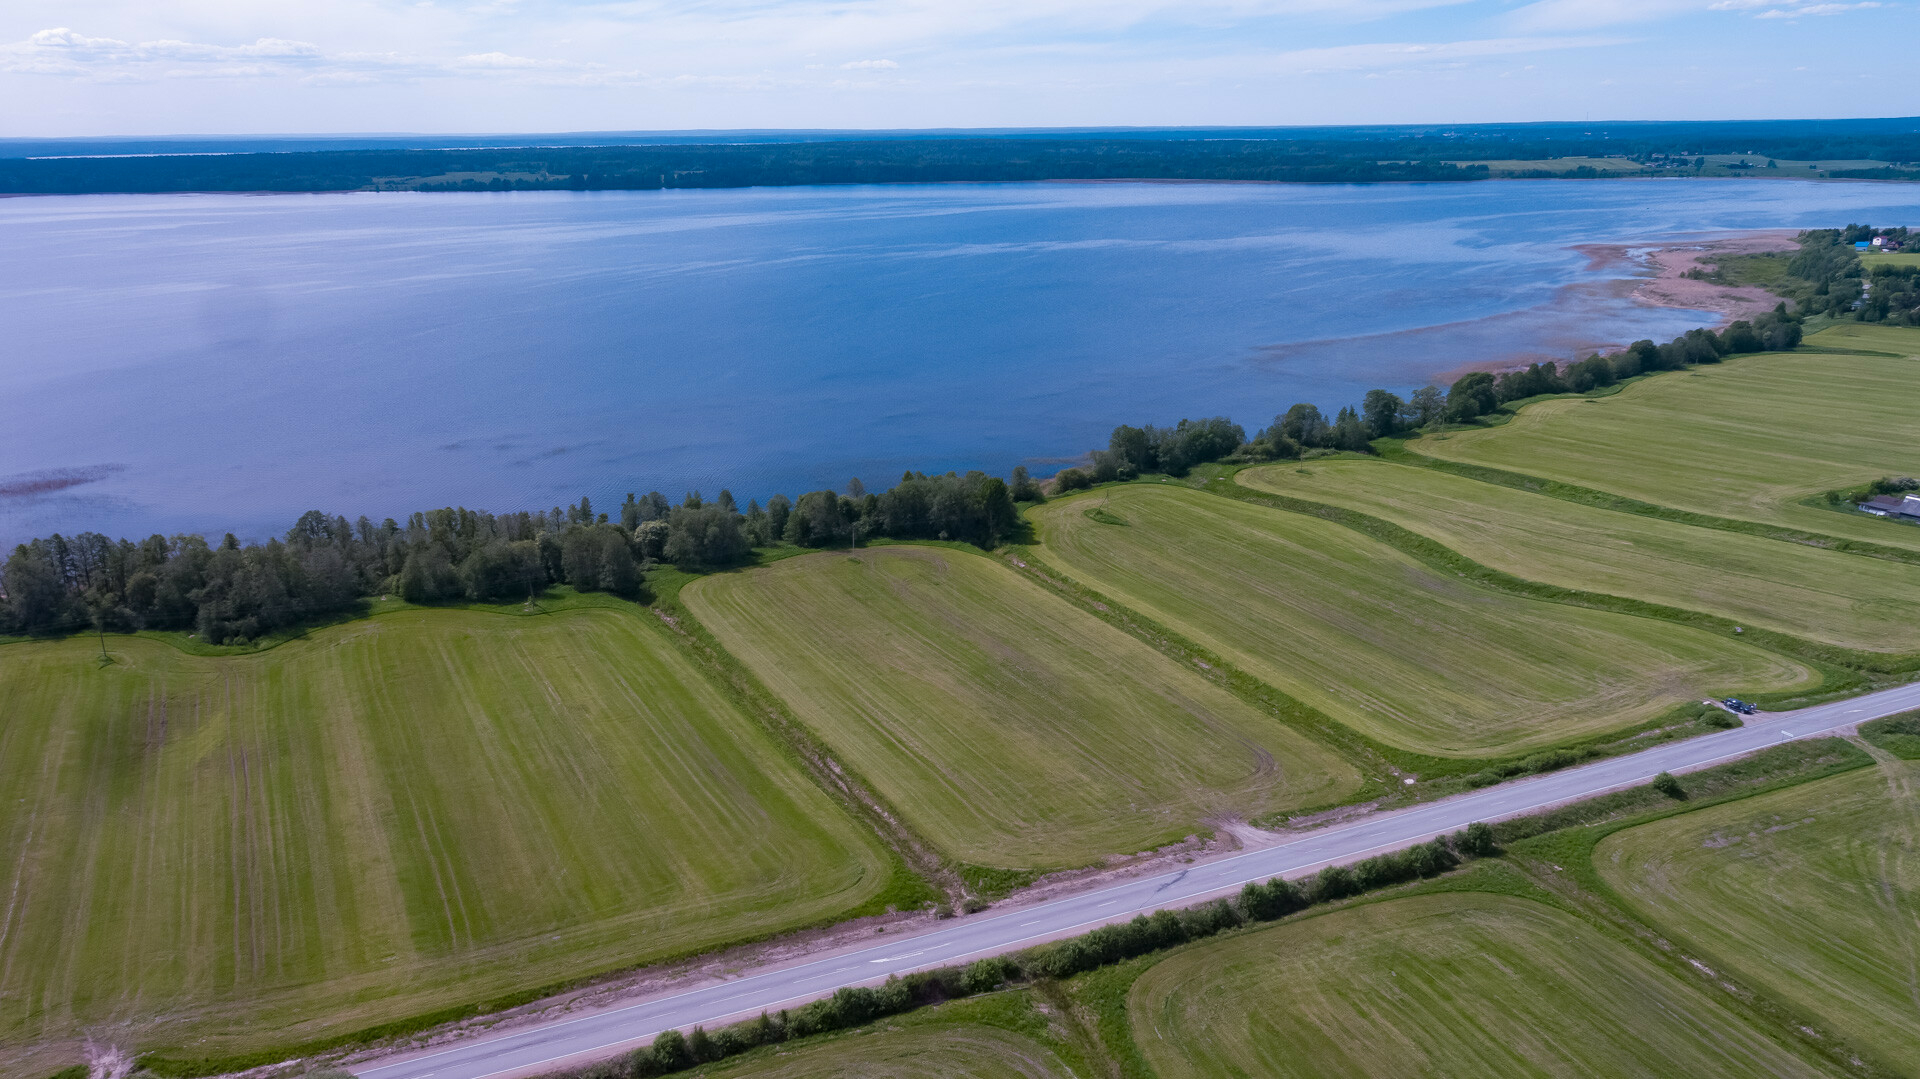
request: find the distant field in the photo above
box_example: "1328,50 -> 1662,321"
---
1597,763 -> 1920,1071
1864,249 -> 1920,269
1129,892 -> 1832,1078
1029,485 -> 1812,757
1414,325 -> 1920,551
1243,459 -> 1920,653
0,610 -> 889,1072
683,547 -> 1360,868
1454,156 -> 1643,174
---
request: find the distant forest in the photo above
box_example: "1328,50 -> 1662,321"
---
5,117 -> 1918,194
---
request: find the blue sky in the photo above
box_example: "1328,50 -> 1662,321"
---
1,1 -> 1911,135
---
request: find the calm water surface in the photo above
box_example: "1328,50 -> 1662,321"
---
6,179 -> 1920,543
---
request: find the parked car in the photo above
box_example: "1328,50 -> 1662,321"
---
1721,698 -> 1758,715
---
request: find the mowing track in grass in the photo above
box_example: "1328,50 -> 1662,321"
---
683,546 -> 1362,870
1243,458 -> 1920,654
0,608 -> 891,1077
1596,760 -> 1920,1074
1029,484 -> 1815,758
1412,325 -> 1920,555
1129,892 -> 1838,1079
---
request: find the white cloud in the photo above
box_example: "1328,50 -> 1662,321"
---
0,26 -> 608,83
1753,1 -> 1880,15
1266,35 -> 1622,74
840,59 -> 898,69
1507,0 -> 1707,31
1509,0 -> 1884,26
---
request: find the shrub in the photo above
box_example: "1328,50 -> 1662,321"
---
1307,864 -> 1358,903
1052,467 -> 1092,492
1239,876 -> 1308,921
1651,771 -> 1687,800
640,1029 -> 692,1074
963,956 -> 1017,994
1454,821 -> 1497,858
1701,707 -> 1739,730
686,1026 -> 716,1063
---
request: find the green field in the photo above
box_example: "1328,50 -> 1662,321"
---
682,546 -> 1361,868
1243,458 -> 1920,653
0,609 -> 890,1072
1028,485 -> 1812,757
1128,892 -> 1833,1078
1597,762 -> 1920,1072
1864,250 -> 1920,270
684,995 -> 1079,1078
1414,325 -> 1920,551
686,1026 -> 1073,1079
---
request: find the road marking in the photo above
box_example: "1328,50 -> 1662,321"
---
1019,920 -> 1041,927
1096,900 -> 1118,908
869,950 -> 923,963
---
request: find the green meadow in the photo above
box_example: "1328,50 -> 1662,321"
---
683,546 -> 1360,869
1028,485 -> 1812,757
1597,761 -> 1920,1072
681,995 -> 1081,1079
0,609 -> 891,1071
1414,325 -> 1920,550
1242,458 -> 1920,653
1127,892 -> 1834,1079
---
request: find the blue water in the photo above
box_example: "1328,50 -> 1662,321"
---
5,179 -> 1920,544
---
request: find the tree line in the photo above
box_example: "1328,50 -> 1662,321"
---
0,469 -> 1025,641
1,291 -> 1813,642
1048,302 -> 1805,491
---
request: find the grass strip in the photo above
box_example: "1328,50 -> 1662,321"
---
1013,529 -> 1767,794
1204,471 -> 1909,691
1384,439 -> 1920,567
1859,709 -> 1920,759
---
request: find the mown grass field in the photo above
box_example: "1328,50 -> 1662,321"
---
682,993 -> 1081,1078
1596,761 -> 1920,1072
1028,485 -> 1812,757
683,547 -> 1360,868
1413,325 -> 1920,550
1864,250 -> 1920,270
1243,458 -> 1920,653
1128,892 -> 1834,1079
0,609 -> 892,1073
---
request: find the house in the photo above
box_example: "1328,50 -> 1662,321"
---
1855,241 -> 1872,250
1860,493 -> 1920,520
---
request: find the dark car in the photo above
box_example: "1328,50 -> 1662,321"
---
1721,698 -> 1758,715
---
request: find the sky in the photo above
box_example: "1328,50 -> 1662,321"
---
0,1 -> 1912,136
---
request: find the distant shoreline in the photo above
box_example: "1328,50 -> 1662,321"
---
1426,229 -> 1800,385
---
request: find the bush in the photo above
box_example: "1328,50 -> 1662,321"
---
1454,821 -> 1497,858
1651,771 -> 1687,800
636,1029 -> 692,1074
963,956 -> 1017,994
1052,467 -> 1092,492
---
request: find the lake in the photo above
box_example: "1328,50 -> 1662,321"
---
5,178 -> 1920,544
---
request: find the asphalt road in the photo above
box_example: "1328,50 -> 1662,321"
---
355,682 -> 1920,1079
